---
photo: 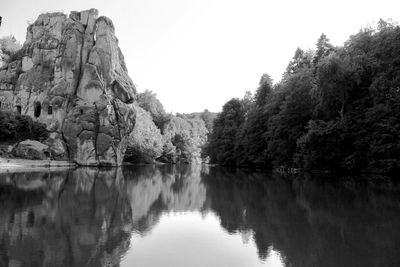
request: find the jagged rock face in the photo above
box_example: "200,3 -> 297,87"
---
0,9 -> 137,165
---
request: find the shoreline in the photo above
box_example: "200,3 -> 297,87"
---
0,157 -> 76,173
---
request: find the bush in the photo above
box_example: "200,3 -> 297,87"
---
0,110 -> 49,142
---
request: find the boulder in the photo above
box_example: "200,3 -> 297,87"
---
12,140 -> 51,160
45,132 -> 68,160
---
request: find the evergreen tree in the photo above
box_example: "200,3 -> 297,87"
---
255,73 -> 273,106
313,33 -> 334,66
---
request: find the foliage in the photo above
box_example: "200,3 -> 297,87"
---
265,69 -> 315,167
125,105 -> 163,163
296,120 -> 349,170
284,48 -> 313,77
205,20 -> 400,174
313,33 -> 335,66
161,115 -> 208,163
182,109 -> 218,133
312,52 -> 355,120
235,87 -> 274,166
136,90 -> 167,130
0,35 -> 22,64
0,110 -> 49,142
206,98 -> 246,165
129,91 -> 210,164
254,73 -> 273,106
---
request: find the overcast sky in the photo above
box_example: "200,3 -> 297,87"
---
1,0 -> 399,113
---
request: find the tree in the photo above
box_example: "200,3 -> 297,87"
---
284,48 -> 314,77
313,52 -> 355,121
161,115 -> 208,163
254,73 -> 273,106
266,69 -> 315,167
313,33 -> 334,66
125,106 -> 163,163
296,120 -> 348,170
206,98 -> 246,165
136,90 -> 167,130
235,73 -> 276,166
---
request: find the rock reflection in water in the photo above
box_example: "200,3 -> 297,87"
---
0,165 -> 399,267
0,165 -> 208,267
0,168 -> 132,267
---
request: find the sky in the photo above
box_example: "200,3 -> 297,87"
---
1,0 -> 399,113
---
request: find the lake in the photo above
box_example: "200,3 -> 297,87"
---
0,165 -> 399,267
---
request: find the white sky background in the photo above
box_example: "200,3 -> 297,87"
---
1,0 -> 399,113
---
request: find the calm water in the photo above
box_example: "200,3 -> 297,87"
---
0,165 -> 399,267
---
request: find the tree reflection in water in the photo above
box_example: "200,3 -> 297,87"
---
0,165 -> 399,267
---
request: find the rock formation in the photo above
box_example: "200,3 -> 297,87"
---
12,139 -> 50,160
0,9 -> 137,165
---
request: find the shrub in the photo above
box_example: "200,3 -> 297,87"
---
0,110 -> 49,142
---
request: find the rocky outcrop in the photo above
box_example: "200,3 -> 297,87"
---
0,9 -> 136,165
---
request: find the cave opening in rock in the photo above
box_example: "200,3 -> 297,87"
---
48,105 -> 53,115
16,105 -> 21,114
34,102 -> 41,117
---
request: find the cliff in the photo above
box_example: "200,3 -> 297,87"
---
0,9 -> 137,166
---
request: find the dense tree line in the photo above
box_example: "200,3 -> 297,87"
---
206,20 -> 400,174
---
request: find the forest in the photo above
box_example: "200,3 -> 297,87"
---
205,20 -> 400,175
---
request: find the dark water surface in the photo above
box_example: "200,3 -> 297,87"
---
0,165 -> 399,267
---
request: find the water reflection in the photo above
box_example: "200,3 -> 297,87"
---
0,166 -> 399,267
0,168 -> 131,267
122,165 -> 207,234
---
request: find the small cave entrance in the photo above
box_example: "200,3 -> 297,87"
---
16,105 -> 21,114
34,102 -> 41,118
48,105 -> 53,115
